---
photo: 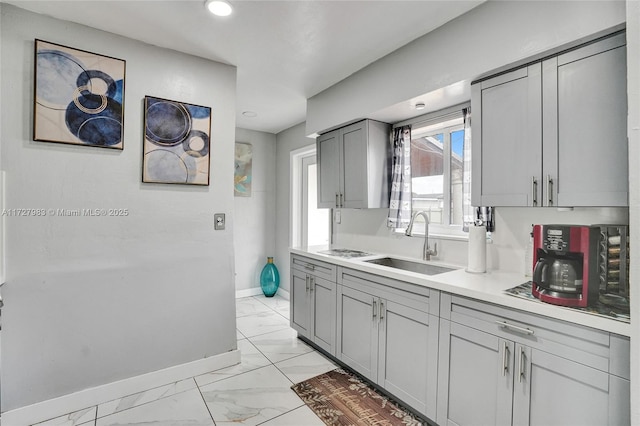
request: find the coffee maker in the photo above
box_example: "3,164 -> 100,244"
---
531,225 -> 600,307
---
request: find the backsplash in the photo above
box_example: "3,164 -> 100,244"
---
333,207 -> 628,274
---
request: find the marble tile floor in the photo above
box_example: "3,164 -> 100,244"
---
32,294 -> 334,426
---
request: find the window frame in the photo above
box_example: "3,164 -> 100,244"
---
393,102 -> 470,239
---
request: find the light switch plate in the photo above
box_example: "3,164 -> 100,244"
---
214,213 -> 225,230
335,210 -> 341,224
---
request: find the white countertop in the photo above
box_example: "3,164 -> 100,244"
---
290,246 -> 631,337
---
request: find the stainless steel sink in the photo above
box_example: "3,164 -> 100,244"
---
364,257 -> 455,275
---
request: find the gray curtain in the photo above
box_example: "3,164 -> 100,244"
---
387,126 -> 412,228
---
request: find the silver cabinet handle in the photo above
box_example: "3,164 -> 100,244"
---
502,341 -> 509,376
335,193 -> 339,208
309,277 -> 314,292
340,193 -> 344,208
519,347 -> 526,383
532,177 -> 538,206
304,263 -> 315,271
380,301 -> 385,321
546,175 -> 553,206
372,298 -> 377,319
496,321 -> 535,336
305,275 -> 309,292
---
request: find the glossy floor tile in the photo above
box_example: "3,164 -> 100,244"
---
96,388 -> 214,426
275,350 -> 338,384
200,365 -> 305,426
236,310 -> 291,338
28,294 -> 328,426
248,327 -> 314,364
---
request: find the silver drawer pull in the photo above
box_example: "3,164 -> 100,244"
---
502,341 -> 509,376
496,321 -> 535,336
519,347 -> 526,383
304,263 -> 315,271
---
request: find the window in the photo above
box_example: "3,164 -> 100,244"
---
395,104 -> 471,237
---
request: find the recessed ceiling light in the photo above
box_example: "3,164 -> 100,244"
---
205,0 -> 233,16
242,111 -> 257,118
415,102 -> 426,110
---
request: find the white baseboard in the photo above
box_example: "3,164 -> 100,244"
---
236,287 -> 290,300
2,349 -> 240,426
235,287 -> 263,298
277,288 -> 290,300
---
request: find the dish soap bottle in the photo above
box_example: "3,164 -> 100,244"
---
524,228 -> 534,278
260,257 -> 280,297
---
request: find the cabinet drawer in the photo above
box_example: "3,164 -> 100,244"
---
441,294 -> 610,372
340,268 -> 438,316
291,254 -> 336,282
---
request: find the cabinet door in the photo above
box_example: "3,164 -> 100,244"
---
311,275 -> 336,356
290,269 -> 310,338
471,64 -> 542,207
542,33 -> 627,207
336,285 -> 378,381
512,345 -> 612,426
437,320 -> 514,426
317,129 -> 340,208
378,300 -> 438,419
340,121 -> 368,208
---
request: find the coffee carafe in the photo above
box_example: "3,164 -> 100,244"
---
532,255 -> 583,294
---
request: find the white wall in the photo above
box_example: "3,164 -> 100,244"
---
275,122 -> 313,292
234,128 -> 276,294
306,0 -> 626,136
0,4 -> 237,411
625,0 -> 639,422
334,207 -> 628,273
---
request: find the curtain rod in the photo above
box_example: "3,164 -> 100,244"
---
393,101 -> 470,129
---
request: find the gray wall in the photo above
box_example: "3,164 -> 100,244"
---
234,128 -> 277,293
1,4 -> 237,411
275,122 -> 313,292
306,0 -> 626,136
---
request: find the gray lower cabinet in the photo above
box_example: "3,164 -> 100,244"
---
437,294 -> 630,426
290,255 -> 337,355
337,268 -> 439,419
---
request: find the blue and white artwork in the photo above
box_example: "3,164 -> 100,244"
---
143,96 -> 211,186
34,39 -> 125,149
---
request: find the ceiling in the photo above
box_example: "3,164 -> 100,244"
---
6,0 -> 483,134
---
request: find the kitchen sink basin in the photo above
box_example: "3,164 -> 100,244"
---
364,257 -> 455,275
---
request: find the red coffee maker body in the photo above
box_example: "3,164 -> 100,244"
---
531,225 -> 599,307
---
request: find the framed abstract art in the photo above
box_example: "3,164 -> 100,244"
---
34,39 -> 126,149
142,96 -> 212,186
234,142 -> 252,196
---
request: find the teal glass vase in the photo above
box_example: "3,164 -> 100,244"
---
260,257 -> 280,297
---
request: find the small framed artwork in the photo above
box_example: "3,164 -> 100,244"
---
142,96 -> 211,186
234,142 -> 252,196
34,39 -> 126,149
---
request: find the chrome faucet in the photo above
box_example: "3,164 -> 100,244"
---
405,211 -> 438,261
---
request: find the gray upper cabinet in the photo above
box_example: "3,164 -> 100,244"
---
542,32 -> 627,207
317,119 -> 391,209
471,64 -> 542,207
472,31 -> 627,207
